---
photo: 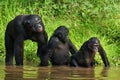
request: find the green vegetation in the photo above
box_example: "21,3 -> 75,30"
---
0,0 -> 119,66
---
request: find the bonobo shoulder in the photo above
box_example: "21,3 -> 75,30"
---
14,15 -> 25,20
49,37 -> 60,44
12,15 -> 26,24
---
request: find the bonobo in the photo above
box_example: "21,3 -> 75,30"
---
40,26 -> 77,66
70,37 -> 110,67
5,14 -> 48,66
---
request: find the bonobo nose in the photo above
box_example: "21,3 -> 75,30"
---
37,24 -> 43,32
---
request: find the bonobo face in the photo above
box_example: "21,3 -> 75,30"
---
88,37 -> 100,53
23,15 -> 44,32
54,26 -> 69,43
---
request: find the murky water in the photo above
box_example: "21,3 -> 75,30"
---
0,65 -> 120,80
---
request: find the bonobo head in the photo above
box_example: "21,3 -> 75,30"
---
23,15 -> 44,32
54,26 -> 69,43
87,37 -> 100,53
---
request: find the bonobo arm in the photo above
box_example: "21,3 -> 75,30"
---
71,59 -> 79,67
37,31 -> 48,56
83,51 -> 91,67
99,45 -> 110,67
13,22 -> 25,66
43,31 -> 48,44
37,32 -> 48,66
68,39 -> 77,55
39,37 -> 57,66
39,45 -> 49,66
70,54 -> 79,67
48,36 -> 60,48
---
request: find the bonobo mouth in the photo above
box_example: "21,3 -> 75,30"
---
37,27 -> 43,32
93,49 -> 98,53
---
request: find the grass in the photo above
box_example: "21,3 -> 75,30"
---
0,0 -> 120,66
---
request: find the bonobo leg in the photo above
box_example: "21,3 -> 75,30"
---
14,36 -> 24,66
5,34 -> 14,65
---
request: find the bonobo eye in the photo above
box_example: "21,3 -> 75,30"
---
57,33 -> 62,38
94,44 -> 99,47
36,20 -> 41,24
23,20 -> 30,25
34,17 -> 41,22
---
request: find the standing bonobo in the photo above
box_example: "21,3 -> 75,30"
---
5,14 -> 48,66
40,26 -> 77,66
70,37 -> 110,67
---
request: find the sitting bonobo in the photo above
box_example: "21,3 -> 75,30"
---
70,37 -> 110,67
40,26 -> 77,66
5,14 -> 48,66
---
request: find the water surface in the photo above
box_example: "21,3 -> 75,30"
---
0,65 -> 120,80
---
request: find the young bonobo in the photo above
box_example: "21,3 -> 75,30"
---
5,14 -> 48,66
70,37 -> 110,67
40,26 -> 77,66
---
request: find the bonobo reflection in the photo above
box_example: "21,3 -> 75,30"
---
70,37 -> 110,67
40,26 -> 77,66
5,66 -> 23,80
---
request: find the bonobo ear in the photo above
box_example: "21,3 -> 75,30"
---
22,20 -> 30,26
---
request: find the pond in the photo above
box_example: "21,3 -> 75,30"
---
0,65 -> 120,80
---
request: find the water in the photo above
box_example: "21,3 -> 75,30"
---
0,65 -> 120,80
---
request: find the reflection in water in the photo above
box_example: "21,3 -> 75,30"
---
37,66 -> 109,80
3,66 -> 119,80
71,68 -> 95,80
101,67 -> 109,77
37,67 -> 51,80
5,66 -> 23,80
